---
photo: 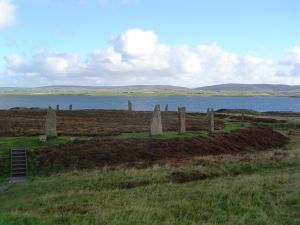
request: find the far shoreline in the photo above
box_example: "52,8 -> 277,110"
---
0,93 -> 299,97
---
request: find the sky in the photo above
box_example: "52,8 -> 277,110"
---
0,0 -> 299,87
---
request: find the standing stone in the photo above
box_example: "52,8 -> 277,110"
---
178,107 -> 186,133
207,108 -> 211,131
38,135 -> 47,143
56,104 -> 59,111
150,104 -> 162,135
207,108 -> 215,133
241,112 -> 245,127
69,104 -> 73,110
211,109 -> 215,132
45,107 -> 57,137
165,104 -> 168,112
128,100 -> 132,111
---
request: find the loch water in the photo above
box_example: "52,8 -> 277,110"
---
0,95 -> 299,112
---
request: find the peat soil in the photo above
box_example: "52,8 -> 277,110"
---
227,115 -> 285,123
189,112 -> 285,123
0,109 -> 224,136
29,126 -> 288,173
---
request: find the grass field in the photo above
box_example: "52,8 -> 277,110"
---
116,122 -> 252,139
0,136 -> 91,180
0,136 -> 90,155
0,140 -> 299,225
1,86 -> 300,97
0,114 -> 299,225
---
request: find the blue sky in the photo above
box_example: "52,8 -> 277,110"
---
0,0 -> 299,87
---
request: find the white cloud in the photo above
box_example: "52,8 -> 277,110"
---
1,28 -> 300,87
5,54 -> 22,66
236,55 -> 274,82
290,46 -> 300,63
276,46 -> 300,77
113,28 -> 158,57
0,0 -> 16,29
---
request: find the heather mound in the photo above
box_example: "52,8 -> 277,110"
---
30,126 -> 288,173
0,109 -> 224,136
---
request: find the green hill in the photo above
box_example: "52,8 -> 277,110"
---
0,84 -> 300,96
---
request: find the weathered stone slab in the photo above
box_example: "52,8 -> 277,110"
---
150,104 -> 162,135
45,107 -> 57,137
241,112 -> 245,127
69,137 -> 75,143
38,135 -> 47,143
207,108 -> 215,133
128,100 -> 132,111
178,107 -> 186,133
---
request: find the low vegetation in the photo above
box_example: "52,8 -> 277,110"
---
1,84 -> 300,96
0,136 -> 90,179
117,122 -> 252,139
0,109 -> 224,136
0,111 -> 299,224
0,137 -> 299,225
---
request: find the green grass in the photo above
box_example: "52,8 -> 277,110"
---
0,118 -> 299,224
264,121 -> 299,131
117,122 -> 251,140
0,147 -> 299,225
220,121 -> 252,132
116,130 -> 209,139
0,136 -> 91,156
0,120 -> 261,183
0,136 -> 91,180
1,87 -> 300,96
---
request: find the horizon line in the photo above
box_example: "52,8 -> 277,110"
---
1,83 -> 300,89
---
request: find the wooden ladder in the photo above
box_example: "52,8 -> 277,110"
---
11,148 -> 27,178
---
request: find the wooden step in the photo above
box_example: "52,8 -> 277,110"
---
11,172 -> 27,177
12,152 -> 25,155
11,148 -> 27,178
13,164 -> 26,168
12,159 -> 26,163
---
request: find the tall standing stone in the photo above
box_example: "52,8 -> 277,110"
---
207,108 -> 215,133
150,104 -> 162,135
69,104 -> 73,110
211,109 -> 215,132
56,104 -> 59,111
128,100 -> 132,111
207,108 -> 211,132
241,112 -> 245,127
165,104 -> 168,112
178,107 -> 186,133
45,107 -> 57,137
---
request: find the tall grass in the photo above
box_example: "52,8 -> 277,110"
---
0,117 -> 299,224
0,146 -> 299,225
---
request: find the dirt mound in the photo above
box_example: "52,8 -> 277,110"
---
29,126 -> 288,174
216,109 -> 258,114
0,109 -> 224,136
228,115 -> 285,123
170,171 -> 215,183
262,111 -> 300,117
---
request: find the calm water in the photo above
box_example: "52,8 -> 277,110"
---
0,95 -> 299,112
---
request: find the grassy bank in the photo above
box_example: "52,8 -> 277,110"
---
116,122 -> 252,139
0,116 -> 299,224
0,141 -> 299,224
0,136 -> 90,155
1,89 -> 300,97
0,136 -> 91,180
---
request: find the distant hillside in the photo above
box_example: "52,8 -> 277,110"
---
39,85 -> 189,91
0,84 -> 299,96
197,83 -> 300,92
